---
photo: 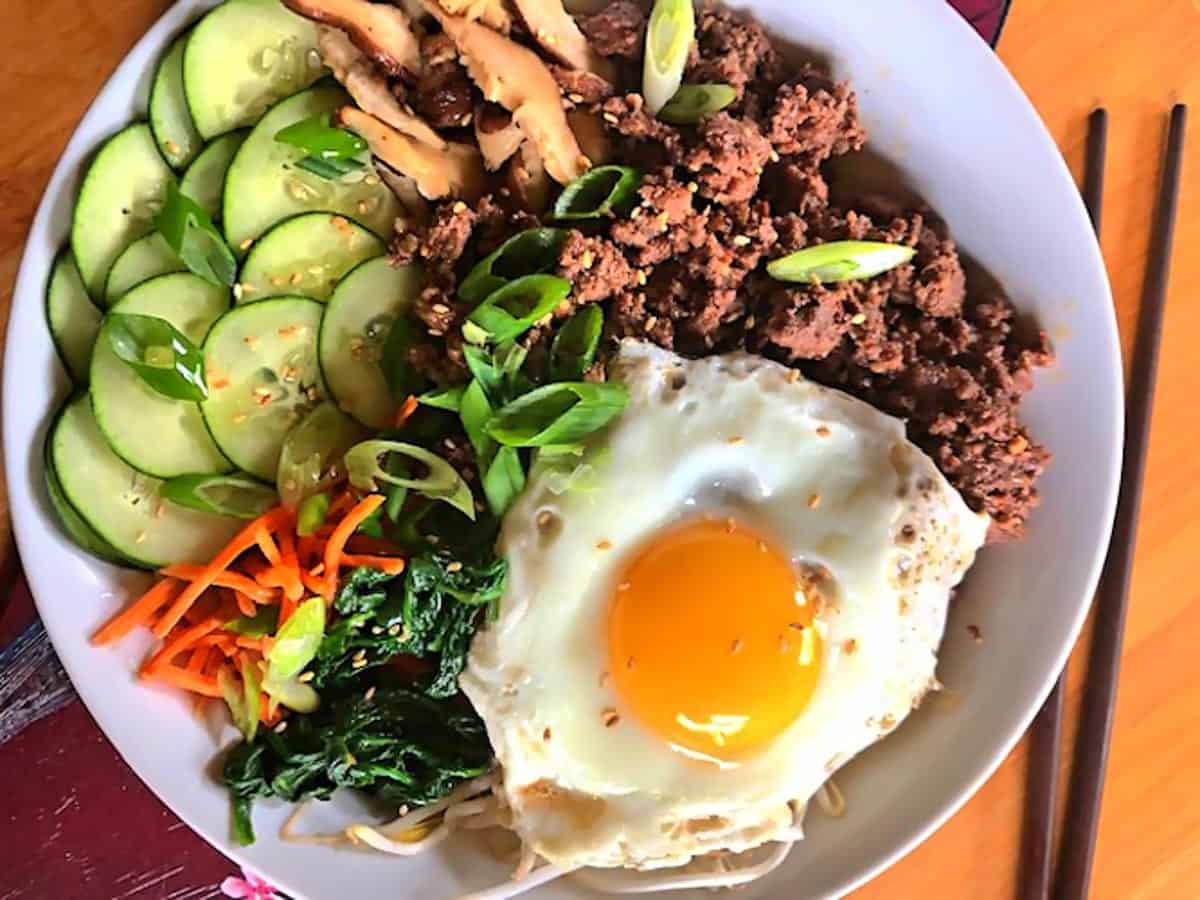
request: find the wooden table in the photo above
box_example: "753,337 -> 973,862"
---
0,1 -> 1197,898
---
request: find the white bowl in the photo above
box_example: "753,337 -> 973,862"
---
2,1 -> 1121,898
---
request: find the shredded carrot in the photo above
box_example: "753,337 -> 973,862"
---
255,527 -> 282,566
197,633 -> 238,656
142,616 -> 224,675
149,665 -> 223,698
299,568 -> 326,597
321,495 -> 385,599
160,565 -> 280,603
235,591 -> 256,617
393,394 -> 419,429
235,635 -> 266,651
279,593 -> 298,628
276,529 -> 305,602
92,578 -> 180,645
339,554 -> 406,575
187,645 -> 212,674
153,507 -> 291,637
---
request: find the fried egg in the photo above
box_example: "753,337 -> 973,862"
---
460,341 -> 990,871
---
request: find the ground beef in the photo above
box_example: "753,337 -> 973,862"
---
395,3 -> 1052,538
552,66 -> 614,104
579,1 -> 646,59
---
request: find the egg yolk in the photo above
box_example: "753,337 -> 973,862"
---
607,518 -> 823,762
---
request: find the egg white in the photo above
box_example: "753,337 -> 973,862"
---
460,341 -> 990,870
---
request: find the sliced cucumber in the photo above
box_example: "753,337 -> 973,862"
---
44,429 -> 130,566
90,273 -> 233,478
103,233 -> 186,305
319,256 -> 422,429
46,250 -> 102,384
183,0 -> 325,141
149,31 -> 203,169
50,394 -> 243,568
239,212 -> 384,303
179,130 -> 249,221
71,123 -> 174,300
200,297 -> 327,481
222,83 -> 401,254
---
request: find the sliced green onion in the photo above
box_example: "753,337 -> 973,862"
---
551,166 -> 641,221
224,606 -> 279,638
276,114 -> 368,160
344,440 -> 476,520
550,305 -> 604,381
462,321 -> 491,345
218,657 -> 261,741
463,345 -> 503,402
483,446 -> 526,517
458,228 -> 568,304
767,241 -> 917,284
267,596 -> 326,682
155,181 -> 236,287
296,493 -> 331,537
106,313 -> 208,402
468,275 -> 572,344
658,83 -> 737,124
418,384 -> 467,412
487,382 -> 629,448
643,0 -> 696,115
294,155 -> 365,180
160,474 -> 278,519
276,403 -> 366,511
261,673 -> 320,714
461,379 -> 496,466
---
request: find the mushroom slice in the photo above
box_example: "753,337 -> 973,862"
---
475,103 -> 525,171
505,141 -> 552,213
318,28 -> 447,150
283,0 -> 421,79
430,0 -> 511,33
380,169 -> 432,224
423,2 -> 589,184
512,0 -> 615,81
337,106 -> 484,201
567,109 -> 611,166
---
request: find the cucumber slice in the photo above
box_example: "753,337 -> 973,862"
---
46,250 -> 102,384
222,83 -> 401,255
44,425 -> 131,566
319,256 -> 422,428
50,394 -> 243,568
183,0 -> 325,141
179,130 -> 249,221
71,123 -> 174,299
149,31 -> 203,169
103,233 -> 186,305
238,212 -> 384,303
200,297 -> 328,481
90,273 -> 233,478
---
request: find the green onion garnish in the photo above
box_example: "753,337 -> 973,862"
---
643,0 -> 696,116
294,156 -> 365,180
344,440 -> 476,520
467,274 -> 572,344
658,83 -> 737,124
418,384 -> 467,412
550,305 -> 604,381
276,114 -> 367,159
482,446 -> 526,518
296,493 -> 331,537
551,166 -> 641,221
106,313 -> 208,402
487,382 -> 629,448
159,474 -> 278,519
458,228 -> 568,304
767,241 -> 917,284
155,182 -> 237,286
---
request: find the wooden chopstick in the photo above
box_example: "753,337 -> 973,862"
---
1018,108 -> 1109,900
1055,103 -> 1188,900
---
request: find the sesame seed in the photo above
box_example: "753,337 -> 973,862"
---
371,626 -> 384,635
290,272 -> 304,286
728,436 -> 744,445
135,531 -> 147,544
164,140 -> 181,155
768,149 -> 781,163
298,671 -> 315,683
446,561 -> 463,573
542,727 -> 552,741
636,269 -> 648,286
626,656 -> 635,670
352,657 -> 368,669
732,235 -> 751,247
580,250 -> 595,269
388,625 -> 402,636
730,638 -> 743,655
240,238 -> 254,251
725,517 -> 736,534
459,113 -> 472,126
357,200 -> 370,215
617,582 -> 631,591
345,752 -> 358,766
1008,435 -> 1029,454
452,201 -> 467,214
568,93 -> 584,104
850,313 -> 867,325
808,493 -> 822,509
431,303 -> 450,314
270,275 -> 286,287
240,282 -> 257,294
596,540 -> 612,550
758,540 -> 768,553
643,316 -> 658,332
786,369 -> 801,383
364,686 -> 377,702
630,206 -> 642,219
967,624 -> 983,643
744,315 -> 756,330
603,112 -> 619,125
233,284 -> 244,301
843,639 -> 858,655
687,182 -> 698,193
602,708 -> 620,727
443,437 -> 456,450
274,720 -> 288,733
365,174 -> 380,186
816,425 -> 831,438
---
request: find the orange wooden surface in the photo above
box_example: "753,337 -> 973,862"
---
0,2 -> 1197,898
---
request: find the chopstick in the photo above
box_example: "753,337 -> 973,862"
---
1055,103 -> 1188,900
1018,108 -> 1109,900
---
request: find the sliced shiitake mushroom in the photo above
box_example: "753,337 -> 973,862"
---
428,0 -> 511,34
476,103 -> 525,171
511,0 -> 614,81
283,0 -> 421,79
